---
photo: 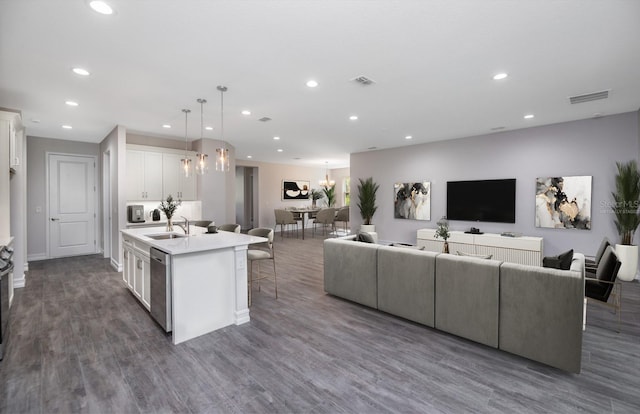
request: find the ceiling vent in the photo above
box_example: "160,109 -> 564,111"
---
258,117 -> 272,122
569,90 -> 610,104
351,75 -> 376,86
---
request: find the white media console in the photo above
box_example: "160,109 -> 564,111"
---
416,229 -> 543,266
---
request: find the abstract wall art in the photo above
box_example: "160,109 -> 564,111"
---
394,181 -> 431,220
282,180 -> 310,200
535,176 -> 591,229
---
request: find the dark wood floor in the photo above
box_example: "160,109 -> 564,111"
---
1,233 -> 639,413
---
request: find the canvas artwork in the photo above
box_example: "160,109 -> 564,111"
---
282,180 -> 310,200
535,176 -> 591,229
394,181 -> 431,220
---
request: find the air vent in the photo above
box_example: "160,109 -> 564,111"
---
352,75 -> 376,86
258,117 -> 272,122
569,90 -> 609,104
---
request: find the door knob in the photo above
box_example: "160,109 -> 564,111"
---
50,218 -> 60,221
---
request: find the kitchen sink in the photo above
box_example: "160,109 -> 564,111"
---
146,233 -> 187,240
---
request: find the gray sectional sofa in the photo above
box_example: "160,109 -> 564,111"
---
323,235 -> 585,373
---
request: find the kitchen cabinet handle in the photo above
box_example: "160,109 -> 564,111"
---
50,218 -> 59,221
137,259 -> 142,269
124,251 -> 128,259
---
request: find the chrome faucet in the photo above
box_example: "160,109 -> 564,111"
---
176,216 -> 190,235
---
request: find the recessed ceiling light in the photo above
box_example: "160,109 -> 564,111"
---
247,155 -> 252,159
241,110 -> 251,115
349,115 -> 358,121
62,125 -> 73,129
72,67 -> 90,76
162,124 -> 171,129
205,126 -> 213,130
524,114 -> 535,119
65,100 -> 79,106
306,80 -> 318,88
405,135 -> 412,140
273,136 -> 280,140
89,1 -> 114,15
277,149 -> 283,152
493,73 -> 508,80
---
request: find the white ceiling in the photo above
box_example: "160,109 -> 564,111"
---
2,0 -> 640,168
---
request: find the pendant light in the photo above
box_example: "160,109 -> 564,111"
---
195,98 -> 209,175
215,85 -> 230,172
319,161 -> 335,188
181,109 -> 192,178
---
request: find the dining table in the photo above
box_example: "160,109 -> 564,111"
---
289,207 -> 321,240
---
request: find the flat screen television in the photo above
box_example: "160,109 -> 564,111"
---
446,179 -> 516,223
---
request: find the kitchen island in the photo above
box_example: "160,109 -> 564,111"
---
120,227 -> 266,344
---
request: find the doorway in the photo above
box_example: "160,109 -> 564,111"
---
235,166 -> 258,231
47,153 -> 97,258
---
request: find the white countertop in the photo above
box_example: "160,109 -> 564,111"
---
121,227 -> 266,255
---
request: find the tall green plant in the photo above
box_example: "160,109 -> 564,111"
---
323,185 -> 336,207
357,177 -> 379,225
612,160 -> 640,245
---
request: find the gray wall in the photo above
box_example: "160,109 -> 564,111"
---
27,136 -> 101,259
350,111 -> 640,256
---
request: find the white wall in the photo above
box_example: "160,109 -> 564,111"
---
351,111 -> 640,256
27,136 -> 101,260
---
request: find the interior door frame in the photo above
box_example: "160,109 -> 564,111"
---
102,150 -> 111,259
45,152 -> 99,259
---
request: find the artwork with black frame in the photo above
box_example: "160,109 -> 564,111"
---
282,180 -> 310,200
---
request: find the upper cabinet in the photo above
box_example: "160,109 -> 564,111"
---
162,153 -> 196,201
126,149 -> 163,201
126,145 -> 198,202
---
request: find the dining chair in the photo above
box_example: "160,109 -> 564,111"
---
585,245 -> 622,331
218,223 -> 241,233
274,209 -> 298,239
313,207 -> 336,237
334,206 -> 350,235
247,227 -> 277,306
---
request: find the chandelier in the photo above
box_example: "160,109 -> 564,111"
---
319,161 -> 335,187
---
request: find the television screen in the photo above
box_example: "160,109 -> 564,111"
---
446,179 -> 516,223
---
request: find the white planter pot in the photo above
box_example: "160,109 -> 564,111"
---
614,244 -> 638,282
360,224 -> 375,233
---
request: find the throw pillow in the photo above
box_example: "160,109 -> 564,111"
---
456,251 -> 493,259
357,232 -> 376,244
542,249 -> 574,270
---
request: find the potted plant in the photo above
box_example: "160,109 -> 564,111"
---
310,189 -> 323,208
357,177 -> 379,233
612,160 -> 640,281
159,194 -> 182,232
323,185 -> 336,207
434,216 -> 450,253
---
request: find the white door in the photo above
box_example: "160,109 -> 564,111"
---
49,154 -> 96,257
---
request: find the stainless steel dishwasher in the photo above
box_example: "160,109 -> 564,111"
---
150,247 -> 172,332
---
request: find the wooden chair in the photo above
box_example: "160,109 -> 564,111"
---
247,228 -> 277,306
585,246 -> 622,331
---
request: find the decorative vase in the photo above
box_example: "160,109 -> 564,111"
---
166,217 -> 173,232
443,241 -> 449,254
615,244 -> 638,281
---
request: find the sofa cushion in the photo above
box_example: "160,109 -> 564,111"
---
456,251 -> 492,259
499,262 -> 584,373
391,243 -> 425,250
435,254 -> 501,348
542,249 -> 573,270
323,238 -> 379,308
377,246 -> 437,327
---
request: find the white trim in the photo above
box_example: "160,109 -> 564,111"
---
27,253 -> 47,262
13,272 -> 25,288
110,257 -> 122,272
23,262 -> 28,272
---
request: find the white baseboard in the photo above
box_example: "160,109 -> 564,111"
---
27,253 -> 47,262
24,262 -> 29,272
110,257 -> 122,272
13,272 -> 26,288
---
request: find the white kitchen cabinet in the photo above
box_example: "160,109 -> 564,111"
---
126,149 -> 163,201
122,237 -> 151,311
162,152 -> 197,200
